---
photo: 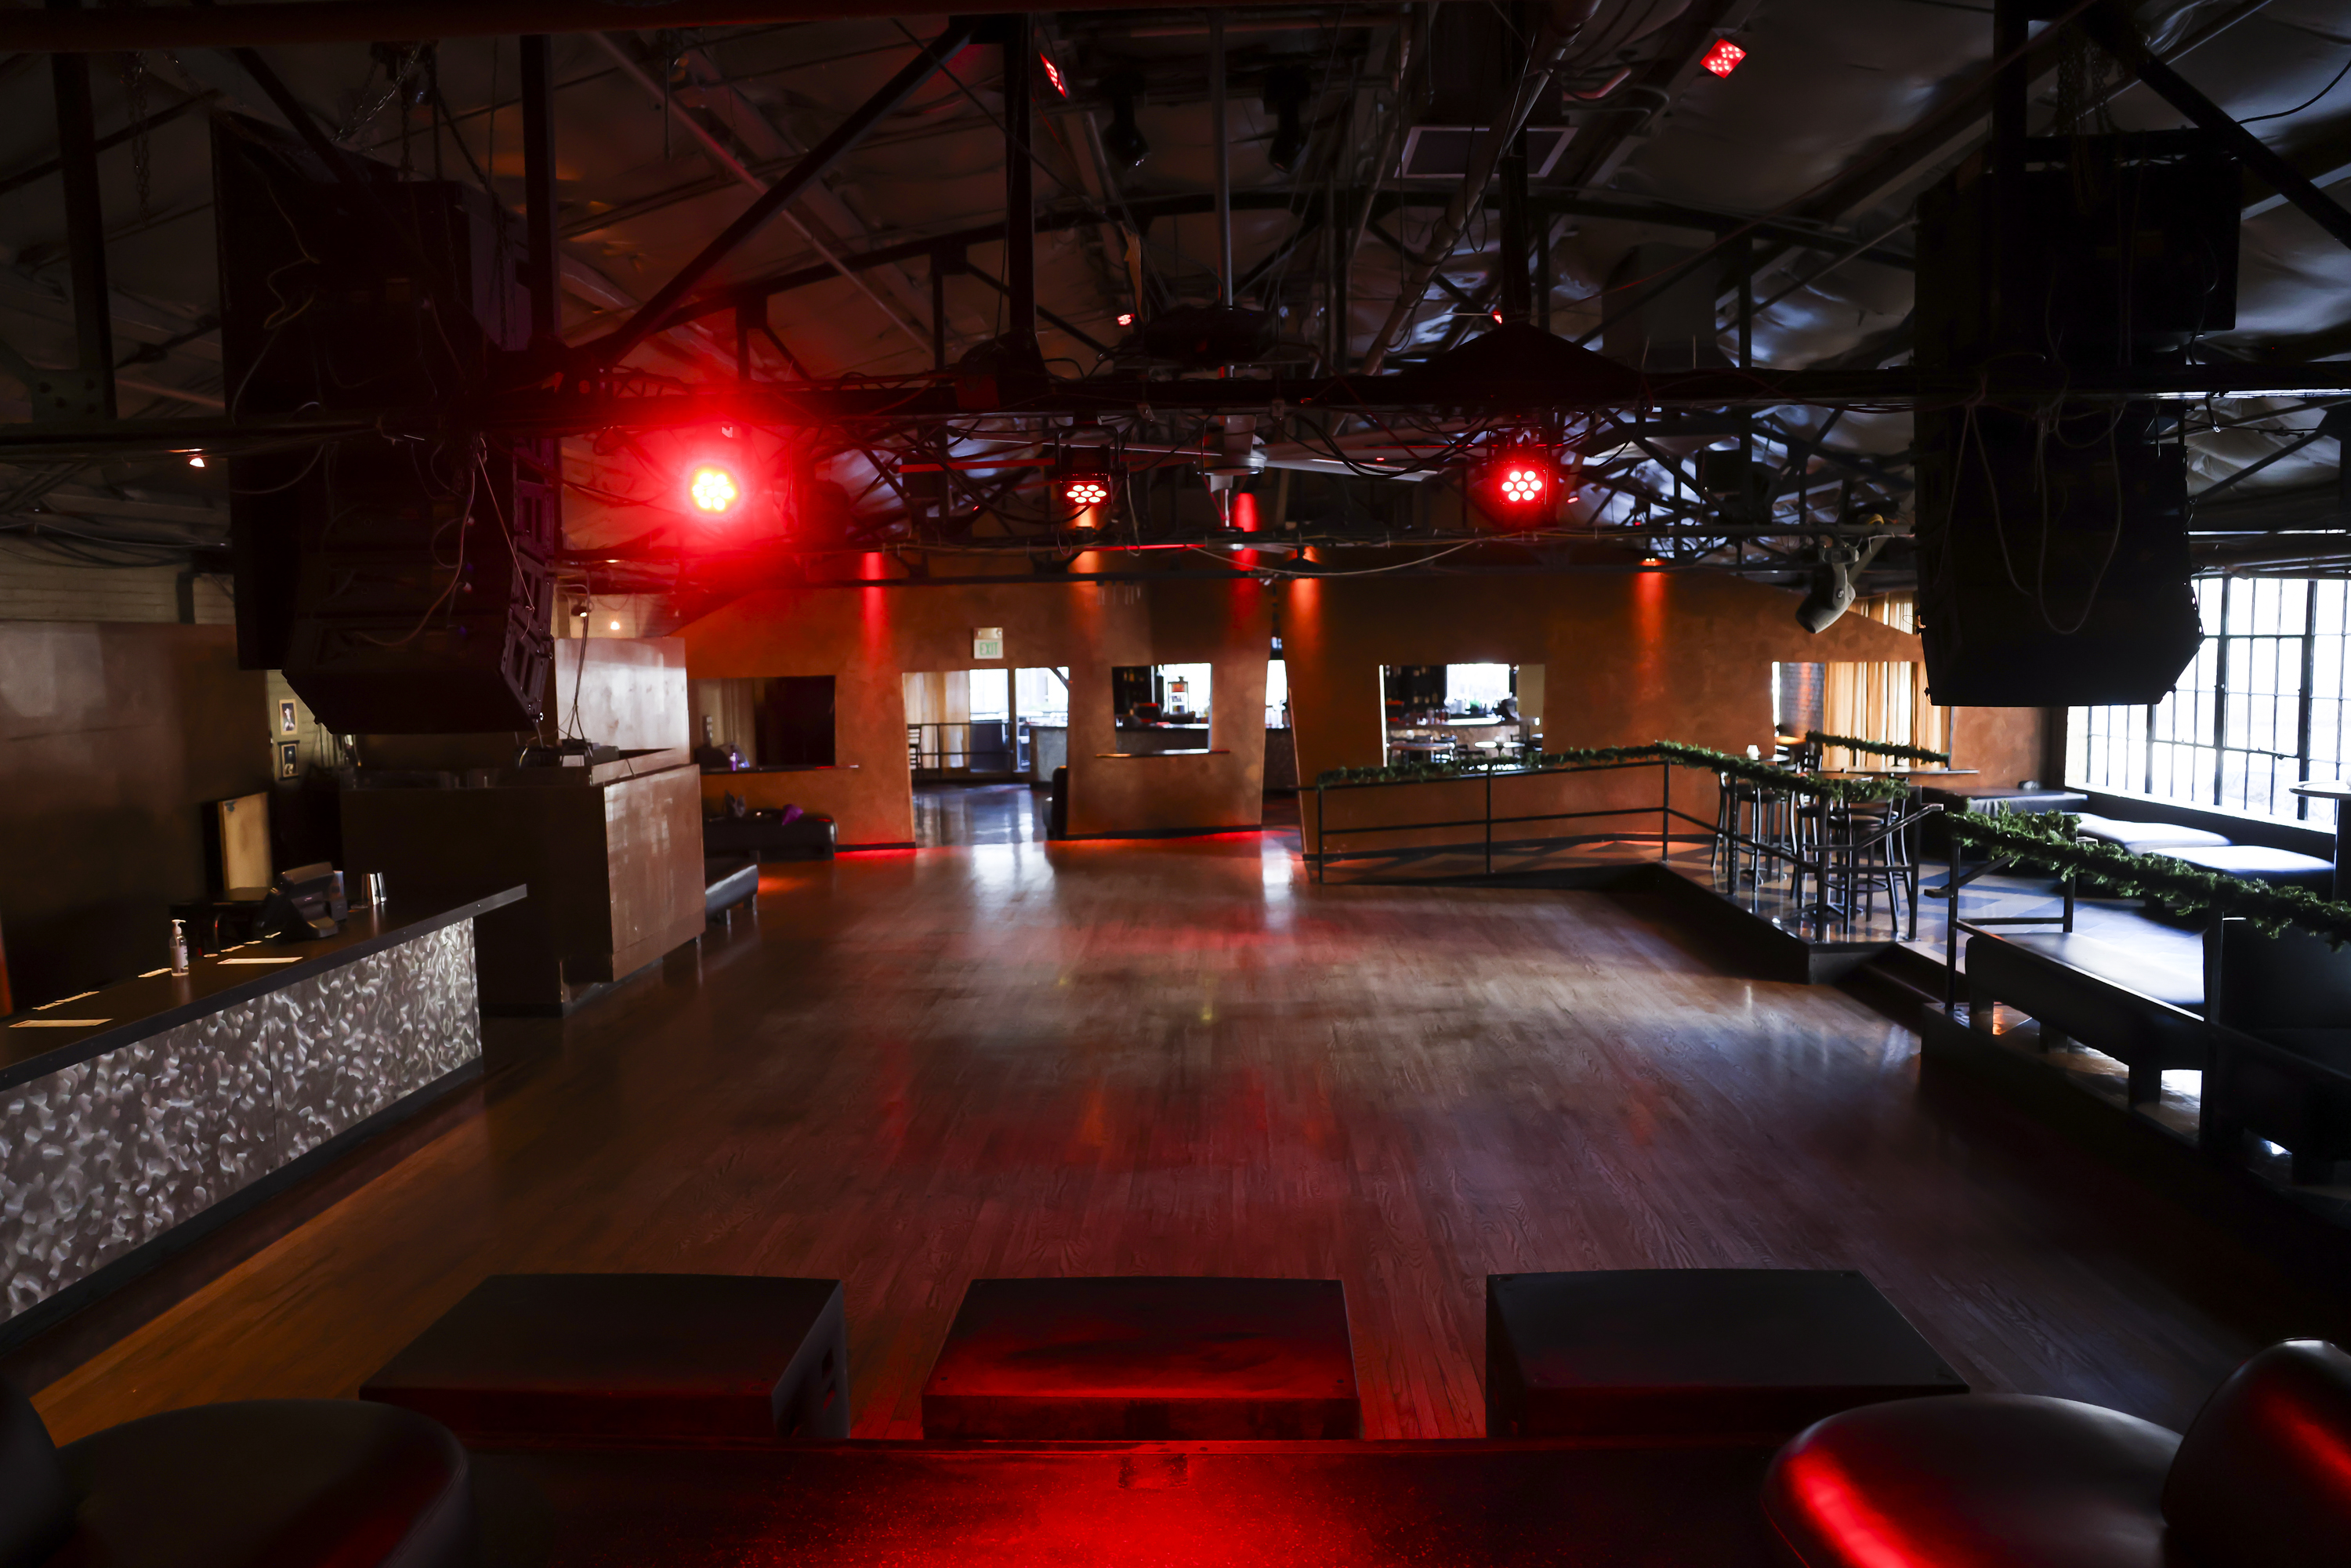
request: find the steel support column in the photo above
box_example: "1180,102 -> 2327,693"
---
1002,14 -> 1038,349
1211,13 -> 1231,306
1498,129 -> 1531,325
49,20 -> 113,415
520,34 -> 560,342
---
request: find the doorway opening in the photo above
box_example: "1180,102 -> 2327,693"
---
904,668 -> 1069,780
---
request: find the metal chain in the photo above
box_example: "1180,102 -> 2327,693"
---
118,52 -> 150,220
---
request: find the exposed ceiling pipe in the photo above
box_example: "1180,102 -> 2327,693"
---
0,0 -> 1302,50
1358,0 -> 1601,372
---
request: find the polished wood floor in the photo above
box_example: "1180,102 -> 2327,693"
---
32,795 -> 2349,1441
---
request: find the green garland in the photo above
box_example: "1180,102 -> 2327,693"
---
1802,730 -> 1951,766
1316,741 -> 1908,803
1947,809 -> 2351,945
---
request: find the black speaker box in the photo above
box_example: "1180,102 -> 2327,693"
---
1914,404 -> 2202,707
215,115 -> 556,735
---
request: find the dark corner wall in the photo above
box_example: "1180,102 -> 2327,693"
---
0,623 -> 270,1007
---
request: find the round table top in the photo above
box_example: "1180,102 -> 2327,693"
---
2291,780 -> 2351,802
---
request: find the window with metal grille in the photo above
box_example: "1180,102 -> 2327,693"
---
2069,577 -> 2350,821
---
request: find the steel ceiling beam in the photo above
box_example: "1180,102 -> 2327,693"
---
47,31 -> 113,418
16,361 -> 2351,462
0,0 -> 1294,51
588,19 -> 977,367
2079,0 -> 2351,255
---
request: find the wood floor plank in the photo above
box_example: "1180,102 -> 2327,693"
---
28,818 -> 2351,1443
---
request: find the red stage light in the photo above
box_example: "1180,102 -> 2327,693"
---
689,465 -> 741,515
1060,475 -> 1111,508
1701,39 -> 1746,78
1041,53 -> 1068,97
1497,463 -> 1549,505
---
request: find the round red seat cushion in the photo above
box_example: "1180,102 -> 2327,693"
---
1762,1393 -> 2181,1568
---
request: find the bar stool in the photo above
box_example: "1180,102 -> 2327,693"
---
1744,783 -> 1801,890
1841,798 -> 1914,925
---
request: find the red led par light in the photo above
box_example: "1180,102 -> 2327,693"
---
688,463 -> 741,516
1701,39 -> 1745,78
1054,440 -> 1118,520
1473,447 -> 1567,527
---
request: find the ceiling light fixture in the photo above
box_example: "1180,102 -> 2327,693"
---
1055,440 -> 1118,523
1472,440 -> 1571,528
1039,53 -> 1069,98
688,464 -> 741,516
1701,39 -> 1746,78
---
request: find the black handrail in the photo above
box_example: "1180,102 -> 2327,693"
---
1312,759 -> 1941,933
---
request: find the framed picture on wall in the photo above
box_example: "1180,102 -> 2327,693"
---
277,699 -> 298,737
277,742 -> 299,780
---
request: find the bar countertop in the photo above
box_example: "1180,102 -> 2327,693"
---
0,885 -> 527,1090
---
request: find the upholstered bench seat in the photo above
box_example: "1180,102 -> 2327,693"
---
1965,933 -> 2208,1103
2070,813 -> 2230,854
704,855 -> 759,923
922,1276 -> 1360,1439
1484,1269 -> 1965,1439
361,1274 -> 849,1444
2162,844 -> 2335,891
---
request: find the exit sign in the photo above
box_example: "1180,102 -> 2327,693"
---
973,627 -> 1004,660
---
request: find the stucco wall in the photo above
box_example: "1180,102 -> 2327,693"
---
678,563 -> 2043,851
675,564 -> 1274,844
1281,569 -> 2043,851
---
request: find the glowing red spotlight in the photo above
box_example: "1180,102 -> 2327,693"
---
1701,39 -> 1745,78
689,465 -> 741,515
1473,446 -> 1567,528
1498,463 -> 1548,504
1040,53 -> 1068,97
1060,475 -> 1111,508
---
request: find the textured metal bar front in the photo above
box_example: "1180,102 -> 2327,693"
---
0,922 -> 480,1320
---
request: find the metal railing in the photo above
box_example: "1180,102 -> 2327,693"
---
1310,757 -> 1943,936
907,720 -> 1015,775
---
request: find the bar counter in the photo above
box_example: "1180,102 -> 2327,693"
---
0,885 -> 526,1345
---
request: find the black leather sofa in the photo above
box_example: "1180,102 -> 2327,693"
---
703,808 -> 837,861
2204,917 -> 2351,1183
0,1384 -> 473,1568
1764,1338 -> 2351,1568
1965,931 -> 2208,1103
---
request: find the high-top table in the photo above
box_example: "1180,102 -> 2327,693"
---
0,885 -> 523,1349
2289,780 -> 2351,899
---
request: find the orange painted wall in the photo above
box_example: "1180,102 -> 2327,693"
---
1281,569 -> 2043,850
679,563 -> 2044,849
675,567 -> 1273,843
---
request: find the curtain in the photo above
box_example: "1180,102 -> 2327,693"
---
1851,592 -> 1948,759
1820,661 -> 1922,768
692,679 -> 763,766
901,672 -> 970,768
